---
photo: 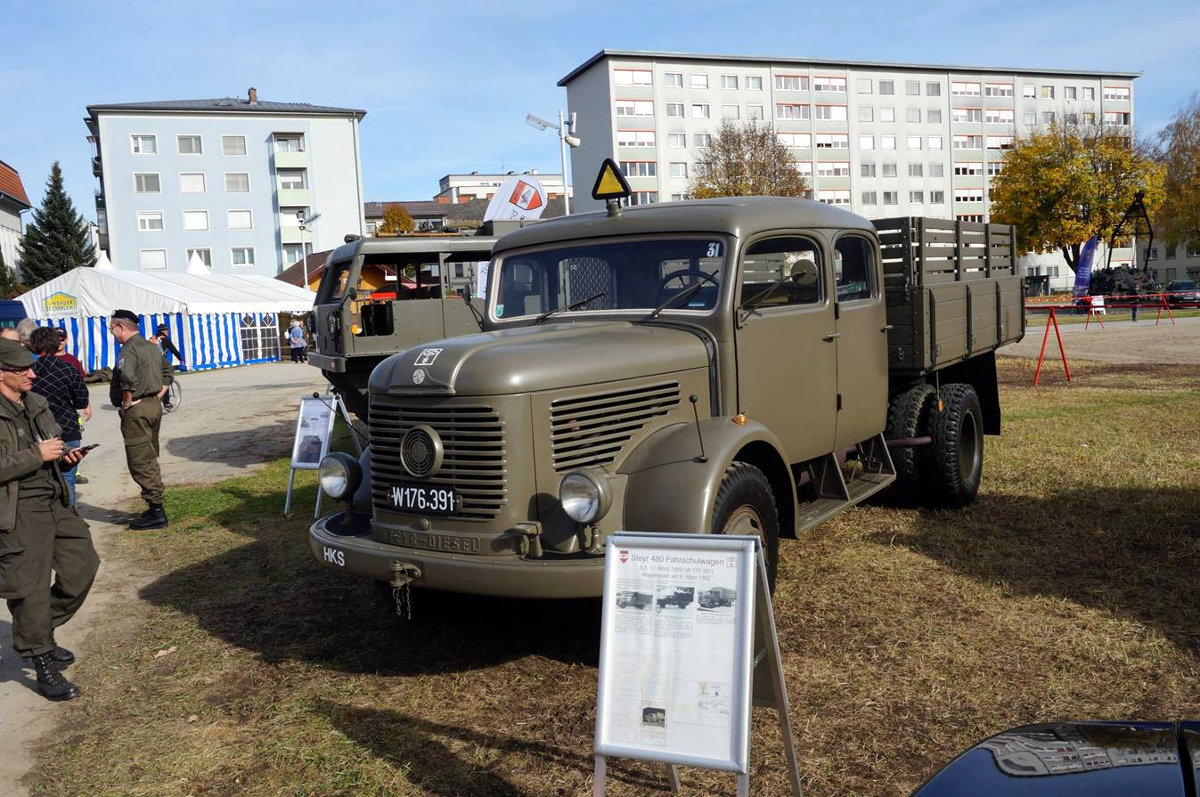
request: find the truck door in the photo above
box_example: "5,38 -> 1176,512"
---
735,235 -> 838,463
831,234 -> 888,448
313,256 -> 353,355
440,256 -> 487,337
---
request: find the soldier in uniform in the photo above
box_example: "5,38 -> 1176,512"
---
109,310 -> 169,530
0,338 -> 98,701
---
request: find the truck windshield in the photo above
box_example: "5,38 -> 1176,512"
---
491,236 -> 728,320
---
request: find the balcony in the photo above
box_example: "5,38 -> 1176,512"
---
274,150 -> 308,169
92,156 -> 102,177
277,188 -> 311,207
280,226 -> 307,244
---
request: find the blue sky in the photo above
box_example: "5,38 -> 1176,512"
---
3,0 -> 1198,219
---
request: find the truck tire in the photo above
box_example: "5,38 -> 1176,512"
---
924,383 -> 984,508
885,383 -> 936,504
712,462 -> 779,589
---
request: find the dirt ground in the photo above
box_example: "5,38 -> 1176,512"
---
0,362 -> 326,797
1011,313 -> 1200,364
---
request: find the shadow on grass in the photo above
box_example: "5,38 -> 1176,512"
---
874,486 -> 1200,652
138,485 -> 602,675
315,700 -> 667,796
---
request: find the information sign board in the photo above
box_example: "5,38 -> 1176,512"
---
291,395 -> 334,469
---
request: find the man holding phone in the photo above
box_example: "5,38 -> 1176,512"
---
0,338 -> 99,701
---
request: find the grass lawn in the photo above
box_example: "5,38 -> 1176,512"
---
26,357 -> 1200,797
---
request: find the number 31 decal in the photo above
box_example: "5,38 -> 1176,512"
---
707,243 -> 721,258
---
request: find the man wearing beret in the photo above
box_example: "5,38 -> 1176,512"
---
0,338 -> 98,701
109,310 -> 169,530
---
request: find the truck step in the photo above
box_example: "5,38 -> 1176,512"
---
795,497 -> 852,530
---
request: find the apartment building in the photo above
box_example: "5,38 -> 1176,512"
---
559,51 -> 1139,290
435,170 -> 568,204
86,89 -> 365,277
0,159 -> 31,273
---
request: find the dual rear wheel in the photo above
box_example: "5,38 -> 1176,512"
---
886,382 -> 984,508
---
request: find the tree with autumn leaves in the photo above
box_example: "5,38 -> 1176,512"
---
377,204 -> 415,235
989,123 -> 1163,274
688,120 -> 809,200
1155,95 -> 1200,251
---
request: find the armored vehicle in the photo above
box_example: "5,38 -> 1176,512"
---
310,166 -> 1024,601
698,586 -> 736,609
308,225 -> 520,419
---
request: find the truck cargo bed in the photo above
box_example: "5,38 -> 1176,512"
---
874,217 -> 1025,375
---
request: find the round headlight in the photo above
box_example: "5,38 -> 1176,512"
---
559,470 -> 610,524
319,452 -> 361,499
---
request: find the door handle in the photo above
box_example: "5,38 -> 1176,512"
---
822,332 -> 841,341
881,324 -> 894,332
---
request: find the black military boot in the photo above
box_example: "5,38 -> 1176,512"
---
49,645 -> 76,667
30,653 -> 80,701
130,503 -> 169,530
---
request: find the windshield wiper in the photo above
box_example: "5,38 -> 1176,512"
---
643,271 -> 719,321
738,274 -> 792,322
534,291 -> 607,324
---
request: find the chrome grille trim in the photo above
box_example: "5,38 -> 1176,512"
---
370,398 -> 506,521
550,382 -> 680,472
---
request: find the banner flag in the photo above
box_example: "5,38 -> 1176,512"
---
1074,237 -> 1099,297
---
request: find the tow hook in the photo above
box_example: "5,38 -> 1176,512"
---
389,562 -> 422,620
517,525 -> 544,558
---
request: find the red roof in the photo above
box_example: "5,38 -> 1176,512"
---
0,160 -> 30,208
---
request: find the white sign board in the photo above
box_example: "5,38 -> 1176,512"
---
290,395 -> 334,470
595,533 -> 758,774
483,175 -> 548,222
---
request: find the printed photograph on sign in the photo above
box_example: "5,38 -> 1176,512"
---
291,396 -> 333,469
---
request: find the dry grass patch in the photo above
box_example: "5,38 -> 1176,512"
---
26,356 -> 1200,796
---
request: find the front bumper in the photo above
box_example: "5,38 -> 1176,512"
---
308,352 -> 345,372
308,511 -> 605,598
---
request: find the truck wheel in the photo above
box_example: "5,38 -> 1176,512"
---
885,383 -> 936,504
924,384 -> 984,508
712,462 -> 779,589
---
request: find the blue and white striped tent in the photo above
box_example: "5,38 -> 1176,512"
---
18,266 -> 314,373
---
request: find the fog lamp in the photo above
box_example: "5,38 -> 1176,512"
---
319,452 -> 362,499
559,470 -> 611,524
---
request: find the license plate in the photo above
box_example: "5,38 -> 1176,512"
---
387,483 -> 459,515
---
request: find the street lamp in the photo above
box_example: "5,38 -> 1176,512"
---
296,210 -> 321,287
526,111 -> 580,214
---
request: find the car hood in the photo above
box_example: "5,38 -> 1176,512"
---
912,721 -> 1197,797
369,321 -> 710,397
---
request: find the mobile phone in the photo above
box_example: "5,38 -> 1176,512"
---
79,443 -> 100,452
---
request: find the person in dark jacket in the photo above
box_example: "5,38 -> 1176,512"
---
29,328 -> 91,506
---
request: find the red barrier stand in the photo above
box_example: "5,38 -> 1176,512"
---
1033,306 -> 1071,386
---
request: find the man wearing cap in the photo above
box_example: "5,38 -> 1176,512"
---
0,338 -> 98,701
109,310 -> 169,530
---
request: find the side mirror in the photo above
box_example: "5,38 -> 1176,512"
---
345,287 -> 357,302
460,286 -> 472,301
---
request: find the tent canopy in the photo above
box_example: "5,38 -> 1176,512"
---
19,267 -> 314,318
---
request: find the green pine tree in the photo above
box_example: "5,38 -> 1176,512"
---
17,161 -> 95,286
0,249 -> 22,298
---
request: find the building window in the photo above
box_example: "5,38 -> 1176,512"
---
137,211 -> 164,232
723,104 -> 740,119
177,135 -> 202,155
614,69 -> 653,86
692,104 -> 710,119
883,190 -> 898,205
182,210 -> 209,231
134,173 -> 161,193
861,163 -> 876,178
670,193 -> 686,202
880,107 -> 895,122
1040,85 -> 1055,99
907,136 -> 923,150
777,132 -> 812,148
224,172 -> 250,192
929,162 -> 944,177
179,172 -> 205,193
1104,111 -> 1131,125
1166,246 -> 1176,259
953,135 -> 983,150
274,134 -> 303,153
959,214 -> 986,223
815,133 -> 849,149
986,109 -> 1015,124
1022,84 -> 1036,98
186,247 -> 211,266
858,78 -> 873,94
139,249 -> 167,270
221,135 -> 247,156
130,135 -> 157,155
984,83 -> 1013,97
1064,86 -> 1077,100
859,135 -> 875,150
721,74 -> 738,89
814,105 -> 847,121
859,106 -> 874,122
881,135 -> 896,150
665,72 -> 683,88
818,189 -> 850,206
908,163 -> 924,178
882,163 -> 897,178
816,162 -> 850,177
282,243 -> 310,265
907,107 -> 921,123
666,103 -> 684,118
746,75 -> 763,90
861,190 -> 877,205
930,190 -> 945,204
775,75 -> 808,91
910,190 -> 924,203
1064,113 -> 1079,125
1104,86 -> 1130,101
1041,111 -> 1056,124
694,133 -> 712,147
954,163 -> 984,176
1024,111 -> 1037,125
926,82 -> 941,96
987,162 -> 1004,176
627,191 -> 658,206
690,74 -> 709,89
953,108 -> 983,123
227,210 -> 253,230
669,162 -> 689,178
987,135 -> 1014,150
951,82 -> 981,96
955,188 -> 985,203
813,76 -> 846,92
905,80 -> 921,96
878,80 -> 894,96
1083,112 -> 1096,125
277,170 -> 308,190
618,130 -> 657,147
796,161 -> 813,176
747,105 -> 764,120
620,161 -> 656,178
668,132 -> 686,148
775,103 -> 810,120
616,100 -> 654,116
1082,86 -> 1096,101
231,247 -> 256,267
928,135 -> 944,150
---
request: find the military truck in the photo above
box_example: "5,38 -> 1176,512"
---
698,586 -> 737,609
657,587 -> 695,610
615,590 -> 653,609
308,225 -> 520,419
310,168 -> 1024,602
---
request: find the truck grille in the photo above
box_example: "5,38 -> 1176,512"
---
370,398 -> 507,521
550,382 -> 680,472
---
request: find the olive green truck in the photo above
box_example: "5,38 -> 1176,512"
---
309,197 -> 1024,599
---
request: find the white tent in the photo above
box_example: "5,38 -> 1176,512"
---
19,267 -> 314,372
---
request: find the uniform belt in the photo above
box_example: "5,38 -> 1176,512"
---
136,393 -> 162,401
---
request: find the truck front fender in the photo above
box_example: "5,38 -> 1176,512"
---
617,419 -> 796,537
351,445 -> 372,514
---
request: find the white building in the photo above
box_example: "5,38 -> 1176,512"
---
558,50 -> 1139,292
435,170 -> 568,204
86,88 -> 366,277
0,159 -> 31,273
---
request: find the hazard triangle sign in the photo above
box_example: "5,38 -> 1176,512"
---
591,158 -> 631,201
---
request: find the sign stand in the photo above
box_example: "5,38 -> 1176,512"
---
592,532 -> 802,796
284,390 -> 359,517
